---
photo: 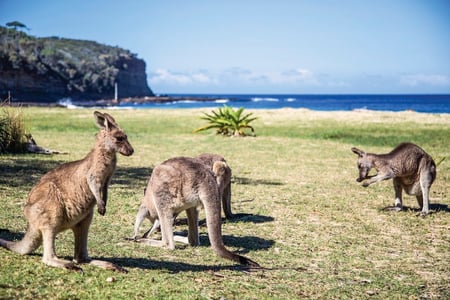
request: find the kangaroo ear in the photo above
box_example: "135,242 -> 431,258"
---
94,111 -> 107,128
94,111 -> 118,130
351,147 -> 365,157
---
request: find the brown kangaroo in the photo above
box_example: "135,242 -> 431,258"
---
351,142 -> 436,215
0,111 -> 133,272
131,153 -> 233,240
135,156 -> 260,268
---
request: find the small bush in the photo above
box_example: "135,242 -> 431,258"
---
194,105 -> 258,137
0,103 -> 27,153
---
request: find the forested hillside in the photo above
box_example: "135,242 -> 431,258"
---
0,26 -> 153,102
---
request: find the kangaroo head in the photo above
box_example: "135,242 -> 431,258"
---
94,111 -> 134,156
212,161 -> 231,192
351,147 -> 372,182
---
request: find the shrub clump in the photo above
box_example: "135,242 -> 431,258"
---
0,102 -> 27,153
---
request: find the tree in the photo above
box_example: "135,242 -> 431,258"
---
6,21 -> 29,31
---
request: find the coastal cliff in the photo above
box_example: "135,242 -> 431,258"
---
0,26 -> 154,102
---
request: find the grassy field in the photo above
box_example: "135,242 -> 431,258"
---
0,107 -> 449,299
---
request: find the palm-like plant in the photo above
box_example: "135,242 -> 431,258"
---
194,105 -> 257,136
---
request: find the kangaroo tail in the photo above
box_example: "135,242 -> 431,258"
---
204,198 -> 260,268
0,226 -> 42,255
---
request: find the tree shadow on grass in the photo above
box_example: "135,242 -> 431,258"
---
0,157 -> 64,188
111,166 -> 153,187
0,155 -> 154,191
0,229 -> 270,272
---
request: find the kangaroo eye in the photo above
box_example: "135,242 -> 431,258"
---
116,135 -> 126,142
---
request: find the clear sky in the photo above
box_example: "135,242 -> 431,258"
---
1,0 -> 449,94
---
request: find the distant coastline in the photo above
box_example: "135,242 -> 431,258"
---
7,94 -> 450,114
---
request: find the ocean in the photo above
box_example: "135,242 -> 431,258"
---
117,94 -> 450,113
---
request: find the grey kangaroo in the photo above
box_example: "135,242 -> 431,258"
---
0,111 -> 133,272
131,153 -> 233,240
135,156 -> 259,268
351,142 -> 436,215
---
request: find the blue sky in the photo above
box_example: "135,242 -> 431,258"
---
1,0 -> 449,94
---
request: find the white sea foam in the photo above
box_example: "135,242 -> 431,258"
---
251,97 -> 279,102
57,98 -> 82,109
215,98 -> 229,103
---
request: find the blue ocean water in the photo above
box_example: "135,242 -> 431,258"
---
118,94 -> 450,113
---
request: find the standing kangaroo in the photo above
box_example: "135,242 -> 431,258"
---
135,156 -> 259,268
351,142 -> 436,215
0,111 -> 133,272
130,153 -> 233,240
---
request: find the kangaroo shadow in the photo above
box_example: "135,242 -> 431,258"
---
233,176 -> 283,186
382,204 -> 449,213
0,230 -> 251,272
180,213 -> 274,227
95,256 -> 255,273
0,229 -> 24,241
225,213 -> 274,224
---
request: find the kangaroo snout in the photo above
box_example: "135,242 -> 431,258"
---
120,145 -> 134,156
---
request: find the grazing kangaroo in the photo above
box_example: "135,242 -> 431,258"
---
131,153 -> 233,240
196,153 -> 234,218
0,111 -> 133,272
351,142 -> 436,215
135,156 -> 259,268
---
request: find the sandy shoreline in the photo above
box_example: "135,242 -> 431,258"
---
6,96 -> 450,124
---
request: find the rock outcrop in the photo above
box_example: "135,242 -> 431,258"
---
0,26 -> 154,102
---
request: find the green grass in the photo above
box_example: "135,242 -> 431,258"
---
1,107 -> 449,299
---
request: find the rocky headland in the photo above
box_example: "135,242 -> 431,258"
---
0,26 -> 154,103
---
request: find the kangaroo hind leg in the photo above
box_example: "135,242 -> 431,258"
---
72,213 -> 127,273
41,228 -> 81,271
418,159 -> 437,216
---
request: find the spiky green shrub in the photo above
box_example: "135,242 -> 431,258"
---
194,105 -> 257,136
0,103 -> 27,153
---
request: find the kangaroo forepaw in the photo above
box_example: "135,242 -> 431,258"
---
109,264 -> 128,274
89,259 -> 128,273
383,206 -> 402,212
64,263 -> 84,273
416,211 -> 429,217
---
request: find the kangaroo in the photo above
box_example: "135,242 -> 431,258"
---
0,111 -> 133,272
130,153 -> 233,240
135,156 -> 260,268
196,153 -> 233,218
351,142 -> 436,215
